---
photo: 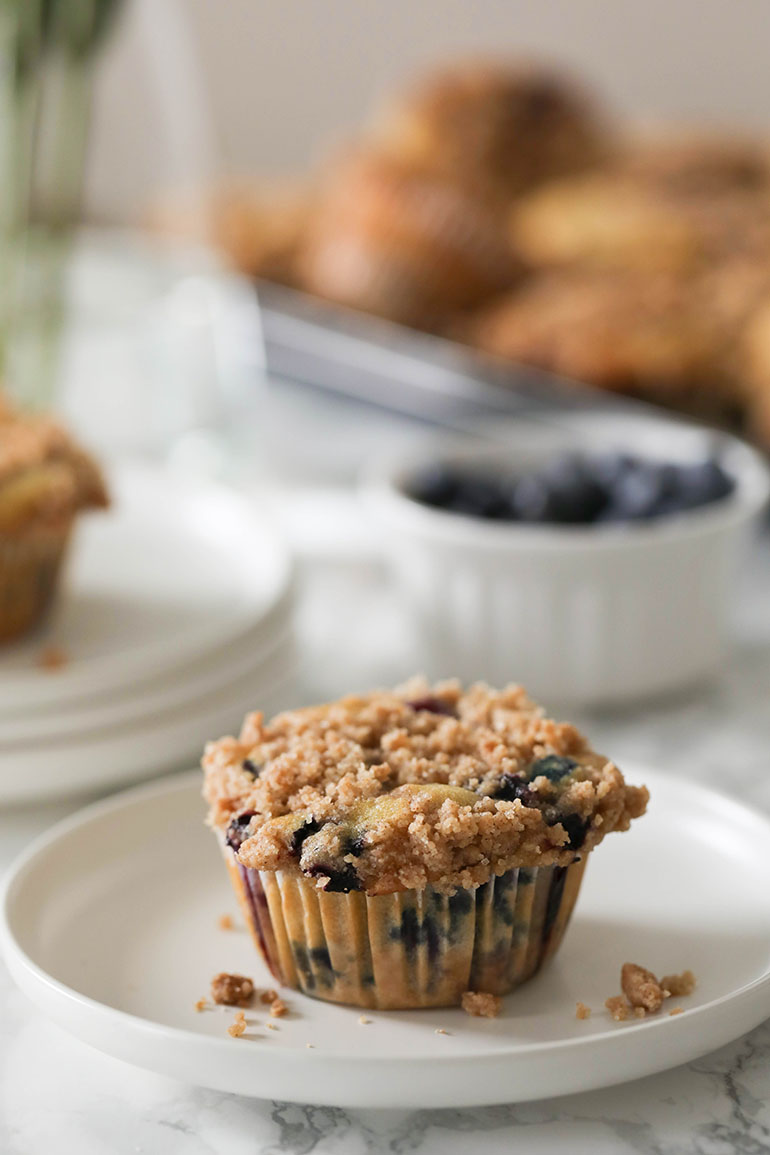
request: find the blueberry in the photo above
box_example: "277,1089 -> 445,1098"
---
406,465 -> 461,509
555,812 -> 589,850
605,461 -> 679,520
542,866 -> 568,938
511,472 -> 562,522
290,817 -> 321,857
225,811 -> 257,851
304,860 -> 361,893
529,755 -> 578,782
391,907 -> 440,959
489,773 -> 537,806
511,456 -> 607,525
589,452 -> 637,489
449,476 -> 510,520
540,455 -> 608,523
406,696 -> 456,716
242,758 -> 261,778
675,460 -> 735,510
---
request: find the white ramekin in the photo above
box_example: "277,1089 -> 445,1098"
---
363,413 -> 769,707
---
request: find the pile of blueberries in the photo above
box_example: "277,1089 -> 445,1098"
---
405,451 -> 735,526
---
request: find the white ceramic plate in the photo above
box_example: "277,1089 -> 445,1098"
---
0,655 -> 297,804
3,765 -> 770,1108
0,614 -> 294,746
0,465 -> 293,714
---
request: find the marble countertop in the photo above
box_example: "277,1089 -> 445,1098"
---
2,515 -> 770,1155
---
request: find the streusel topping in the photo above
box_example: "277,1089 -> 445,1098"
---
0,393 -> 108,533
203,678 -> 648,895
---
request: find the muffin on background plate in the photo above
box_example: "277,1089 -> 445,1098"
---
0,394 -> 108,642
203,679 -> 648,1010
511,135 -> 770,275
370,58 -> 611,204
465,269 -> 713,401
298,150 -> 520,328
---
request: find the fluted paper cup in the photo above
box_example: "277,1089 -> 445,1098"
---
225,847 -> 587,1009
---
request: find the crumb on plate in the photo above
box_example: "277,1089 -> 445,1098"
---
227,1011 -> 247,1038
194,997 -> 207,1013
38,645 -> 67,671
217,913 -> 234,931
435,1028 -> 451,1035
270,997 -> 288,1018
669,1006 -> 684,1016
358,1015 -> 371,1025
210,972 -> 255,1007
461,990 -> 502,1018
621,962 -> 665,1013
661,969 -> 696,998
266,1021 -> 279,1031
576,1001 -> 591,1020
260,989 -> 279,1005
605,995 -> 630,1022
607,963 -> 695,1025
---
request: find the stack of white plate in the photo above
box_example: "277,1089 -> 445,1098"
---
0,465 -> 297,805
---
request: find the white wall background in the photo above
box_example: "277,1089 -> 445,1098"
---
84,0 -> 770,224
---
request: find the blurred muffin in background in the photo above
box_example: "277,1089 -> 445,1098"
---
736,293 -> 770,444
465,270 -> 714,403
618,132 -> 770,196
0,394 -> 108,642
150,181 -> 313,284
511,173 -> 702,273
511,133 -> 770,275
370,58 -> 611,204
298,150 -> 521,328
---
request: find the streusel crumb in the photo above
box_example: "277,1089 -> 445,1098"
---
39,645 -> 67,671
461,991 -> 502,1018
605,995 -> 630,1022
228,1011 -> 247,1038
608,963 -> 695,1024
210,972 -> 254,1007
669,1007 -> 684,1016
269,998 -> 288,1018
260,989 -> 279,1004
204,678 -> 648,895
661,970 -> 696,998
217,913 -> 234,931
194,998 -> 207,1013
621,962 -> 665,1012
576,1001 -> 591,1020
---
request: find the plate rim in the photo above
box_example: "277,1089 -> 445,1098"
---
0,612 -> 295,746
0,463 -> 294,711
4,764 -> 770,1106
0,663 -> 297,806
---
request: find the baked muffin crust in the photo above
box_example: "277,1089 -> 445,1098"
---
0,396 -> 108,533
203,679 -> 648,896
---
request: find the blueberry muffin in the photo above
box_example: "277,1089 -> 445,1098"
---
466,269 -> 714,397
203,679 -> 648,1010
0,395 -> 108,641
617,132 -> 770,197
736,292 -> 770,444
370,58 -> 610,204
511,173 -> 704,274
298,150 -> 520,328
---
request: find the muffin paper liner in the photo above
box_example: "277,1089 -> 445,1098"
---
225,850 -> 587,1009
0,526 -> 71,642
